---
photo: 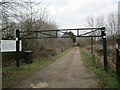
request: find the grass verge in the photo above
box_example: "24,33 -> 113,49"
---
80,48 -> 120,88
2,48 -> 72,88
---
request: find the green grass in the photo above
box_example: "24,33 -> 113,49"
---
80,48 -> 120,88
2,48 -> 72,88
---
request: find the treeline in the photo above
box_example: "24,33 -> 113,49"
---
86,11 -> 119,42
77,11 -> 119,71
78,11 -> 119,46
1,0 -> 73,67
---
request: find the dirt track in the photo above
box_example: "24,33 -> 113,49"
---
14,47 -> 100,88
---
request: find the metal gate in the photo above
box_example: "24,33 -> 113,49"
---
15,27 -> 108,71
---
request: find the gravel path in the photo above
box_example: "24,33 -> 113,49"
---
13,47 -> 100,88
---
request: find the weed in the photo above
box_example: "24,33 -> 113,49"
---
80,48 -> 120,88
2,48 -> 72,88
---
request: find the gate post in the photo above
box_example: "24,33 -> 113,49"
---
116,39 -> 120,80
16,30 -> 20,67
91,37 -> 93,54
101,27 -> 108,71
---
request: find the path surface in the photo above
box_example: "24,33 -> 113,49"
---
14,47 -> 100,88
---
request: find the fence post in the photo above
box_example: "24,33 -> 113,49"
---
116,39 -> 120,80
77,30 -> 79,36
56,31 -> 58,37
91,37 -> 93,54
101,27 -> 108,71
16,30 -> 20,67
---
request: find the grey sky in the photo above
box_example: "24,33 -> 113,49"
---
39,0 -> 118,29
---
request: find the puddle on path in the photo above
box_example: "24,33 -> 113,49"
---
30,82 -> 48,88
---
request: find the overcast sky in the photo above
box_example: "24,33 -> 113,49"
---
38,0 -> 119,29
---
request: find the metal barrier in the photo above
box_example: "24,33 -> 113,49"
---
15,27 -> 108,72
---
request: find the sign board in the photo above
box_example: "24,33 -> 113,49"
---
0,40 -> 22,52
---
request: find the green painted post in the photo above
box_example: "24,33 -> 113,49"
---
16,30 -> 20,67
101,27 -> 108,71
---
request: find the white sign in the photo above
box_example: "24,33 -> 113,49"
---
116,44 -> 118,49
0,40 -> 22,52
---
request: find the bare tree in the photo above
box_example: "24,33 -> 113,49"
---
107,12 -> 118,40
86,16 -> 95,27
1,0 -> 25,38
85,16 -> 96,54
86,16 -> 97,37
1,0 -> 74,63
95,15 -> 105,40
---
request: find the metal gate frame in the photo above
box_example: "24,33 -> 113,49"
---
16,27 -> 108,71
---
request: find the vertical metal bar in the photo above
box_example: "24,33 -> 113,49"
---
91,37 -> 93,54
16,30 -> 20,67
101,28 -> 108,71
36,32 -> 38,39
77,30 -> 79,36
116,39 -> 120,80
56,31 -> 57,37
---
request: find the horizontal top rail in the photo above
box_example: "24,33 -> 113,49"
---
20,27 -> 105,33
22,35 -> 102,39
